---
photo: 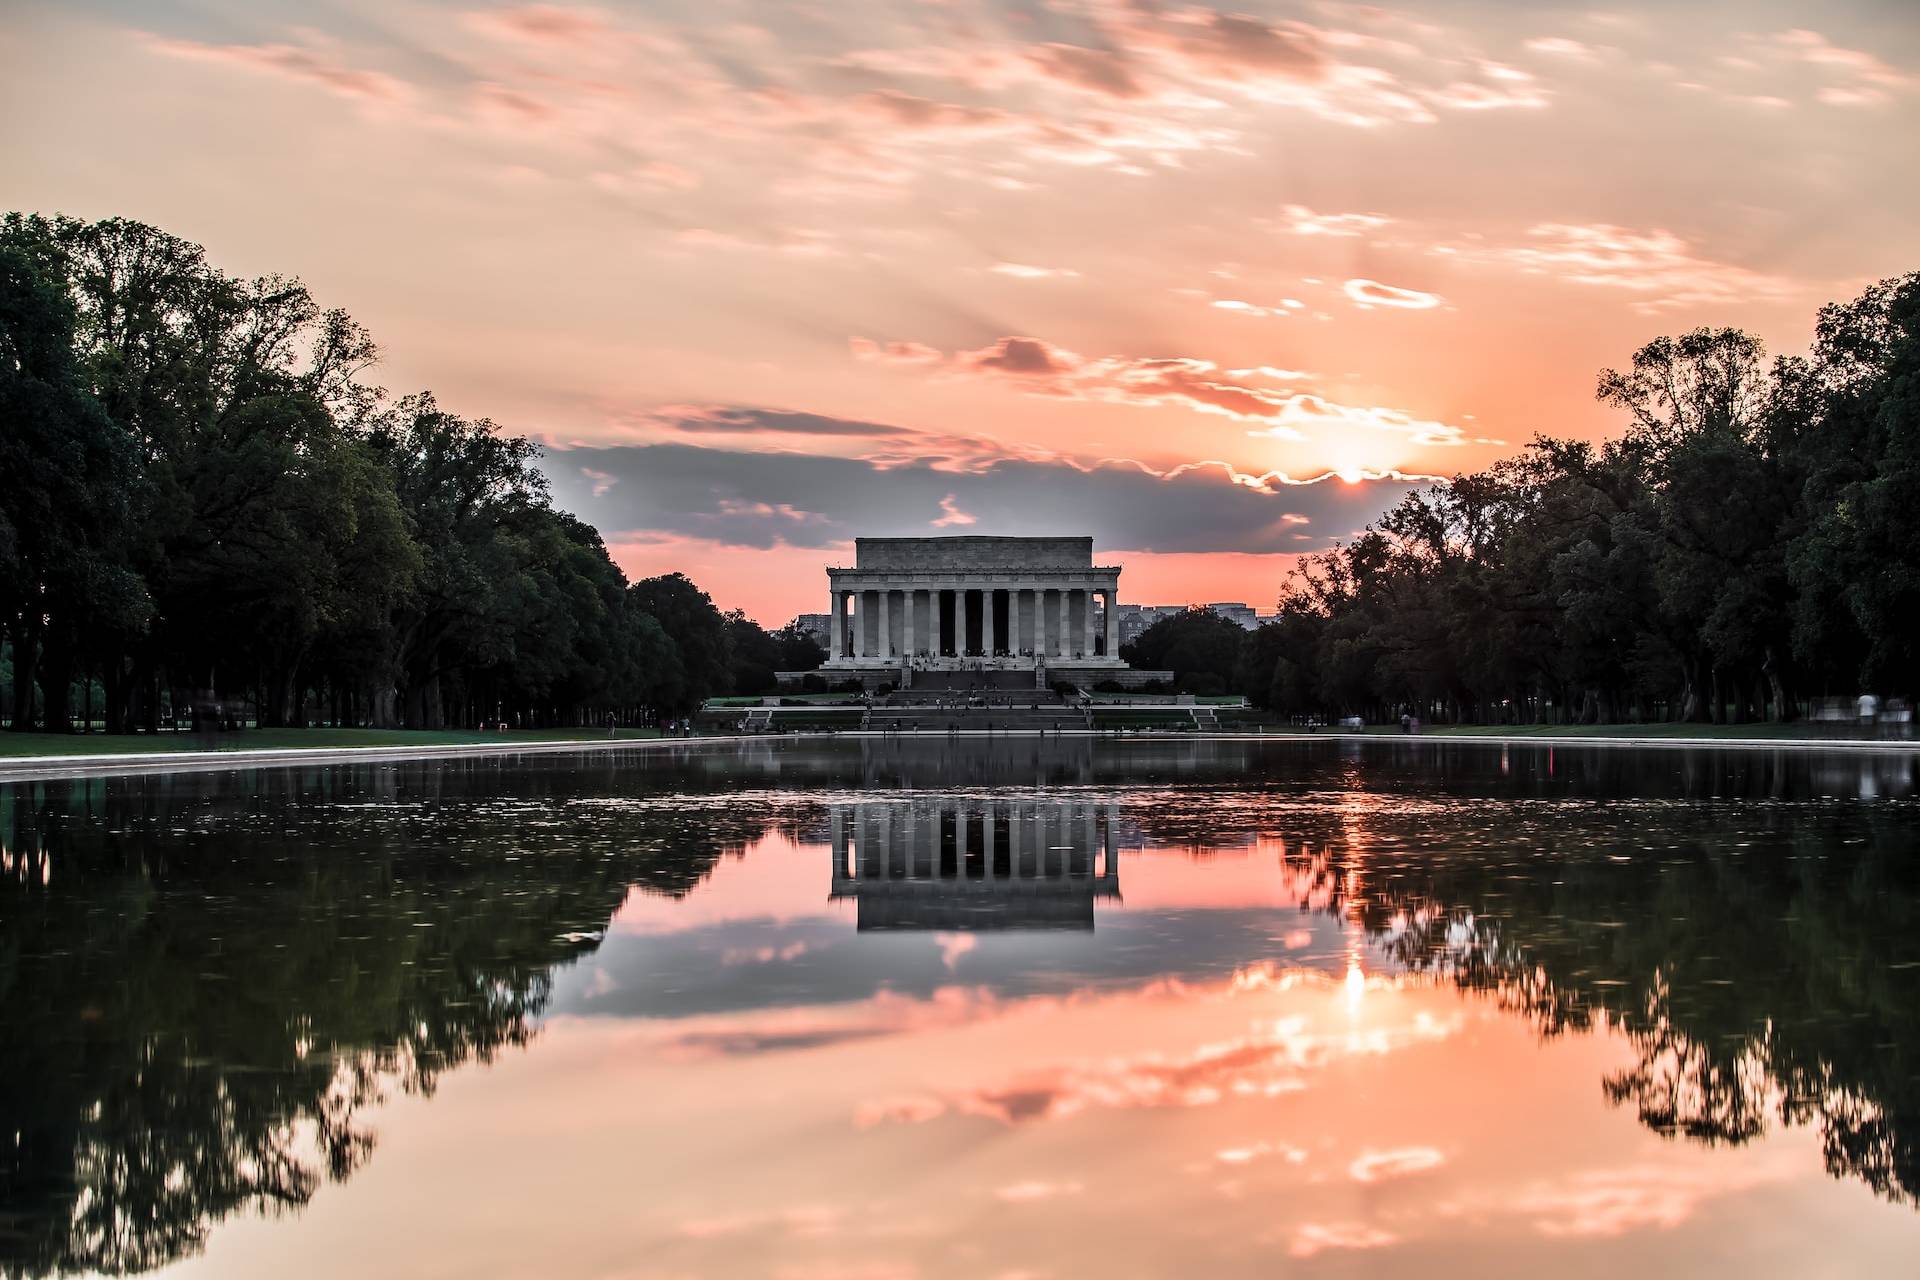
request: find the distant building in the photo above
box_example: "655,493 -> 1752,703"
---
791,613 -> 832,647
1207,602 -> 1259,629
1117,601 -> 1275,646
1116,604 -> 1187,646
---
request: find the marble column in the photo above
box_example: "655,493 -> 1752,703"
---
956,584 -> 970,657
878,588 -> 892,659
1056,589 -> 1070,659
1082,587 -> 1095,658
853,590 -> 866,658
1011,589 -> 1024,656
903,589 -> 916,660
1104,587 -> 1118,659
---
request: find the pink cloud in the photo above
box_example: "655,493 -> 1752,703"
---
848,337 -> 945,366
856,333 -> 1467,447
930,495 -> 976,529
1343,279 -> 1444,309
1348,1146 -> 1445,1182
1289,1222 -> 1397,1258
1281,204 -> 1392,237
1434,223 -> 1801,311
989,262 -> 1081,280
1525,36 -> 1600,62
144,36 -> 410,103
466,5 -> 615,45
1024,42 -> 1146,98
993,1180 -> 1083,1202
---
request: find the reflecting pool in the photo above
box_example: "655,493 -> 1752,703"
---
3,738 -> 1918,1277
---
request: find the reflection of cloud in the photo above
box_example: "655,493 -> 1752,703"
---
662,987 -> 1003,1060
721,941 -> 811,966
1288,1221 -> 1397,1258
1508,1163 -> 1791,1237
861,987 -> 1462,1128
994,1180 -> 1083,1202
933,931 -> 977,967
1348,1146 -> 1445,1182
1215,1141 -> 1306,1166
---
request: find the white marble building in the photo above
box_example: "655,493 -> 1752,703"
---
807,536 -> 1166,688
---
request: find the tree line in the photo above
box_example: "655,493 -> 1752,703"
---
1126,271 -> 1920,724
0,214 -> 822,734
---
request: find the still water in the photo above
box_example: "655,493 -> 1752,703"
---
3,738 -> 1918,1278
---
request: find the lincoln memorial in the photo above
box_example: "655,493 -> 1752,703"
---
807,535 -> 1167,689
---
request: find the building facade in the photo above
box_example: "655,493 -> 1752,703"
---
790,612 -> 832,648
805,535 -> 1167,688
827,796 -> 1121,931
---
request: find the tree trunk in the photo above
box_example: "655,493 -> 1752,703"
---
9,629 -> 39,732
1763,645 -> 1791,722
370,679 -> 399,729
37,634 -> 74,734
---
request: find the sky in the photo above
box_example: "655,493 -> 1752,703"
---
6,1 -> 1920,623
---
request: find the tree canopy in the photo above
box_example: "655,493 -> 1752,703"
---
1208,273 -> 1919,724
1,213 -> 818,732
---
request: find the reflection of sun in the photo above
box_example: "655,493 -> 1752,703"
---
1345,958 -> 1366,1013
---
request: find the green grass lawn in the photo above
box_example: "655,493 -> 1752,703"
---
0,726 -> 663,757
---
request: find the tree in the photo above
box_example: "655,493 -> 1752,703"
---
0,234 -> 145,732
1121,609 -> 1247,695
630,573 -> 732,709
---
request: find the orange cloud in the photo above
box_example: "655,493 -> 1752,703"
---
856,333 -> 1467,447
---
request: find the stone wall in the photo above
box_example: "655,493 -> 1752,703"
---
853,536 -> 1093,572
1050,665 -> 1174,690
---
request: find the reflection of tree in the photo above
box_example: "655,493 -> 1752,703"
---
1288,792 -> 1920,1208
1069,740 -> 1920,1206
0,756 -> 794,1278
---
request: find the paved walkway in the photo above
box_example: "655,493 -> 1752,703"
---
0,735 -> 738,782
4,727 -> 1911,783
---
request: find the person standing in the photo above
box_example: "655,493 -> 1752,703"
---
1859,692 -> 1880,733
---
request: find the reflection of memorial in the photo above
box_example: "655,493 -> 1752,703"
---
828,798 -> 1121,931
